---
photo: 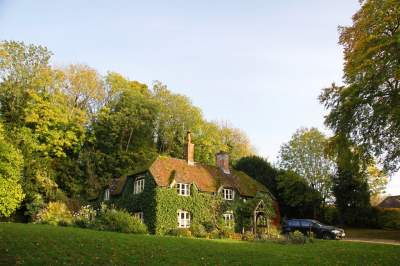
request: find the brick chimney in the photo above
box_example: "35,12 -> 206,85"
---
184,131 -> 194,165
216,151 -> 230,174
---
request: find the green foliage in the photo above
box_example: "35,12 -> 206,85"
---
278,128 -> 334,202
318,205 -> 340,225
24,193 -> 45,219
36,201 -> 72,226
72,205 -> 97,228
84,75 -> 158,192
168,228 -> 192,237
276,170 -> 322,218
219,226 -> 235,239
95,205 -> 148,234
235,155 -> 278,195
241,231 -> 255,241
263,226 -> 282,240
0,40 -> 52,126
330,135 -> 372,226
288,230 -> 306,244
0,40 -> 257,222
107,173 -> 157,233
190,223 -> 207,238
0,123 -> 25,217
319,0 -> 400,173
152,81 -> 254,166
372,208 -> 400,230
153,186 -> 217,235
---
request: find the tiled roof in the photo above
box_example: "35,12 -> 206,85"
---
106,156 -> 273,198
148,156 -> 269,197
109,176 -> 128,196
378,195 -> 400,208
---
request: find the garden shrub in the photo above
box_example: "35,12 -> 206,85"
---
168,228 -> 192,237
202,221 -> 216,233
219,226 -> 234,239
36,201 -> 72,226
207,229 -> 221,239
73,205 -> 97,228
242,231 -> 255,241
378,209 -> 400,229
319,205 -> 339,225
95,207 -> 148,234
264,226 -> 282,240
288,230 -> 306,244
190,223 -> 207,238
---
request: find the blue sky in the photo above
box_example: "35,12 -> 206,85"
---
1,0 -> 399,194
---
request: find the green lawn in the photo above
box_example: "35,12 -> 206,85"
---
1,223 -> 400,265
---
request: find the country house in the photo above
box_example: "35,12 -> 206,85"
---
100,132 -> 279,234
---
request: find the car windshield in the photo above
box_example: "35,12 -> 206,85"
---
312,220 -> 326,227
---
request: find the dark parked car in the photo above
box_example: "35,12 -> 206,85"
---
282,219 -> 345,240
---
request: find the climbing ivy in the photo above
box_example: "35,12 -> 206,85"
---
103,173 -> 276,235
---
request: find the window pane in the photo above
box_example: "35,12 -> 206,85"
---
301,220 -> 311,227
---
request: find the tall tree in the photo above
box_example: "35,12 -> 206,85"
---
152,81 -> 204,158
278,128 -> 334,203
276,170 -> 322,219
82,74 -> 158,196
328,134 -> 371,225
0,122 -> 24,217
0,40 -> 52,126
60,64 -> 106,117
319,0 -> 400,172
234,155 -> 278,195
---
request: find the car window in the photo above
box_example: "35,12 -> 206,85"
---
288,220 -> 300,227
300,220 -> 312,227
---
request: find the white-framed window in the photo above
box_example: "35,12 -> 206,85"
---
133,178 -> 145,194
104,188 -> 110,201
177,210 -> 191,228
223,211 -> 234,227
223,188 -> 235,200
176,183 -> 190,196
134,212 -> 144,223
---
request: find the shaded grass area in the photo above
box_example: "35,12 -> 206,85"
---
1,223 -> 400,265
345,228 -> 400,242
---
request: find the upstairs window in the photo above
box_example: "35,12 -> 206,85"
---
223,211 -> 234,227
134,212 -> 144,223
104,189 -> 110,201
177,210 -> 191,228
176,183 -> 190,196
134,178 -> 145,194
223,188 -> 235,200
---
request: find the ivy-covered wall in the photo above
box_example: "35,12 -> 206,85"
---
153,185 -> 220,235
101,172 -> 277,235
109,173 -> 158,233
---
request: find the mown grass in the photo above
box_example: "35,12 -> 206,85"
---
1,223 -> 399,265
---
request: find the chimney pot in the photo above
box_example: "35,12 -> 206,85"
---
184,131 -> 194,165
216,151 -> 230,174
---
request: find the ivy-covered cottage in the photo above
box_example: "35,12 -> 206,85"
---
101,132 -> 279,235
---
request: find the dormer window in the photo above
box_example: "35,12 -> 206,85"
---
176,183 -> 190,196
223,188 -> 235,200
134,178 -> 145,194
104,188 -> 110,201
